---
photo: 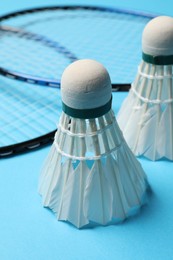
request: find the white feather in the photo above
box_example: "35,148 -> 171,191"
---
117,61 -> 173,161
158,104 -> 173,160
58,160 -> 90,228
39,111 -> 148,228
84,160 -> 113,225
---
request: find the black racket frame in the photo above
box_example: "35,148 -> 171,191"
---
0,5 -> 155,157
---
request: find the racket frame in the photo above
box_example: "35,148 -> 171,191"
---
0,5 -> 156,156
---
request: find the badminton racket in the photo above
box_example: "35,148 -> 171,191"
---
0,5 -> 156,157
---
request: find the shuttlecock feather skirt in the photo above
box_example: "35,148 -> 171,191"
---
39,110 -> 148,228
117,61 -> 173,161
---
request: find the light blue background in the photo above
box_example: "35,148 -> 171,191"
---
0,1 -> 173,260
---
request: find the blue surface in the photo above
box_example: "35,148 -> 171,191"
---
1,1 -> 173,260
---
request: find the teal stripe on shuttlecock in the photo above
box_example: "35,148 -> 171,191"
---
62,96 -> 112,119
142,52 -> 173,65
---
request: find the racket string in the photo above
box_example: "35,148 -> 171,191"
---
0,77 -> 60,146
1,8 -> 151,83
0,6 -> 155,155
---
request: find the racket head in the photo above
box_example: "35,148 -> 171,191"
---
0,5 -> 156,85
0,5 -> 157,156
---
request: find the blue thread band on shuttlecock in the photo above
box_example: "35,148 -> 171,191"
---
142,52 -> 173,65
62,96 -> 112,119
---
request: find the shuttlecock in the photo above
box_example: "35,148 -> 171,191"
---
39,59 -> 149,228
117,16 -> 173,161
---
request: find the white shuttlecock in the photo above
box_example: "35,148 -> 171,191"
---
39,59 -> 149,228
117,16 -> 173,161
